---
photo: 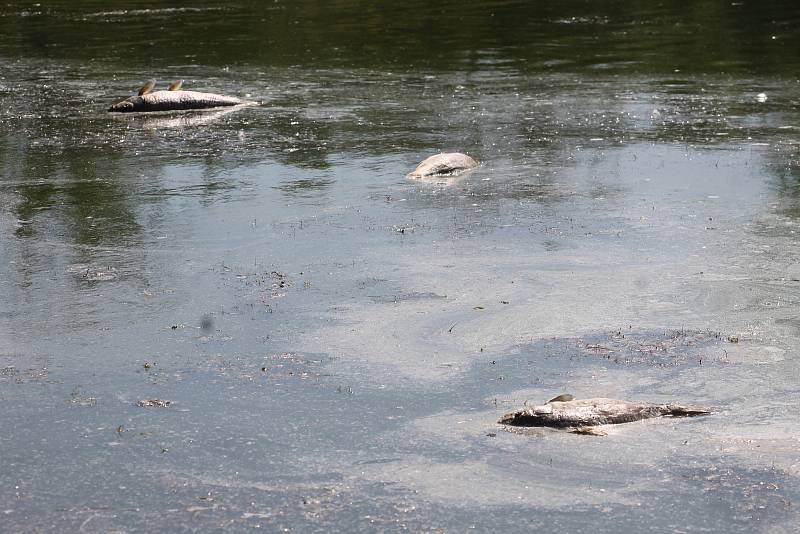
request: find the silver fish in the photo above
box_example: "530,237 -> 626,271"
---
109,79 -> 242,113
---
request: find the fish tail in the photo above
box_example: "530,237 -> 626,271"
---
667,404 -> 711,416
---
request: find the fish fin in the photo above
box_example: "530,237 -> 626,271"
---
138,79 -> 156,96
547,394 -> 575,403
568,426 -> 606,436
168,80 -> 183,91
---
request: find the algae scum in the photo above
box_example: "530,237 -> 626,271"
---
2,1 -> 800,532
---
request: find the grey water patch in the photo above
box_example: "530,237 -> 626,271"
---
0,352 -> 60,400
65,263 -> 119,282
468,329 -> 740,394
369,291 -> 448,304
209,265 -> 302,317
133,348 -> 335,388
0,363 -> 54,386
275,178 -> 336,198
0,466 -> 636,534
666,461 -> 798,529
199,314 -> 214,333
548,328 -> 739,367
511,474 -> 797,534
65,385 -> 97,407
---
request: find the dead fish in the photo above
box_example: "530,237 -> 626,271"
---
499,394 -> 710,430
109,79 -> 243,113
408,152 -> 478,178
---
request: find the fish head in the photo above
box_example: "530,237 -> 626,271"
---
498,403 -> 553,426
109,95 -> 144,112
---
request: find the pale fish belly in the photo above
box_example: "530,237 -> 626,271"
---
408,152 -> 478,178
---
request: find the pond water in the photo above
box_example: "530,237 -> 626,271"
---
1,1 -> 799,532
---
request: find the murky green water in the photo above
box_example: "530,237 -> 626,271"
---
2,1 -> 800,532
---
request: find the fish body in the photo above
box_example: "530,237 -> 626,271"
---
408,152 -> 478,178
109,90 -> 242,113
499,397 -> 710,428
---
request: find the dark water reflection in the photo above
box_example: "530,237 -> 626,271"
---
2,1 -> 800,532
2,0 -> 799,74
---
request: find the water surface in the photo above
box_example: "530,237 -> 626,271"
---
1,1 -> 800,532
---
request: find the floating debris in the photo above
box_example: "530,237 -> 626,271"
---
551,329 -> 734,366
66,264 -> 119,282
136,399 -> 172,407
66,386 -> 97,407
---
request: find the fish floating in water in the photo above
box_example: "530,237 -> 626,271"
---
499,394 -> 711,435
408,152 -> 479,178
109,78 -> 243,113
